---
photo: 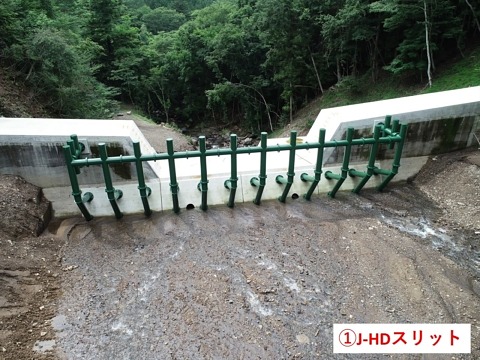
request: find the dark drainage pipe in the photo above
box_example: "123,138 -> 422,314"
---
63,145 -> 93,221
99,143 -> 123,219
133,141 -> 152,217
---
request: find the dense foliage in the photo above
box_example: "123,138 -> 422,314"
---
1,0 -> 479,127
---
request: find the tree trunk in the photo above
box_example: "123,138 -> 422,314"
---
464,0 -> 480,33
423,0 -> 433,87
309,51 -> 324,94
336,57 -> 342,83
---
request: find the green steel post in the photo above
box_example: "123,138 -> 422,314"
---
166,139 -> 180,213
225,134 -> 238,208
328,127 -> 354,198
253,132 -> 268,205
71,134 -> 81,156
133,141 -> 152,217
389,119 -> 400,150
198,136 -> 209,211
377,124 -> 408,191
99,143 -> 123,219
67,139 -> 81,174
351,124 -> 381,194
277,131 -> 297,203
384,115 -> 392,136
63,145 -> 93,221
303,128 -> 326,200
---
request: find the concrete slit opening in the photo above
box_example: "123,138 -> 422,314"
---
291,193 -> 299,200
186,204 -> 195,210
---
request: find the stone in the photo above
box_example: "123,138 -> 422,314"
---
296,334 -> 310,344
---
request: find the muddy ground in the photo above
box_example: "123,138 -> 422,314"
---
0,148 -> 479,360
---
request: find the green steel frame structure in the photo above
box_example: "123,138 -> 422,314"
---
63,116 -> 407,220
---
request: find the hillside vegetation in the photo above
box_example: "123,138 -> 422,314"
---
0,0 -> 479,133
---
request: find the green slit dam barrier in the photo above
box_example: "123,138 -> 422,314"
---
63,116 -> 407,220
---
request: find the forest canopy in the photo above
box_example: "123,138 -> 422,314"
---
1,0 -> 479,130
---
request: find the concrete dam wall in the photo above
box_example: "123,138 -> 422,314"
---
1,86 -> 479,218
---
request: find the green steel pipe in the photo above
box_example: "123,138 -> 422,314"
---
377,124 -> 408,191
278,131 -> 297,203
348,169 -> 367,178
253,132 -> 268,205
304,128 -> 326,201
166,139 -> 180,214
276,175 -> 287,184
383,115 -> 392,136
389,119 -> 400,150
226,134 -> 238,208
63,145 -> 93,221
66,139 -> 81,175
324,171 -> 342,180
250,177 -> 260,187
328,127 -> 354,198
69,135 -> 403,168
301,173 -> 315,182
351,124 -> 382,194
133,141 -> 152,217
198,136 -> 209,211
373,168 -> 391,176
99,143 -> 123,219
